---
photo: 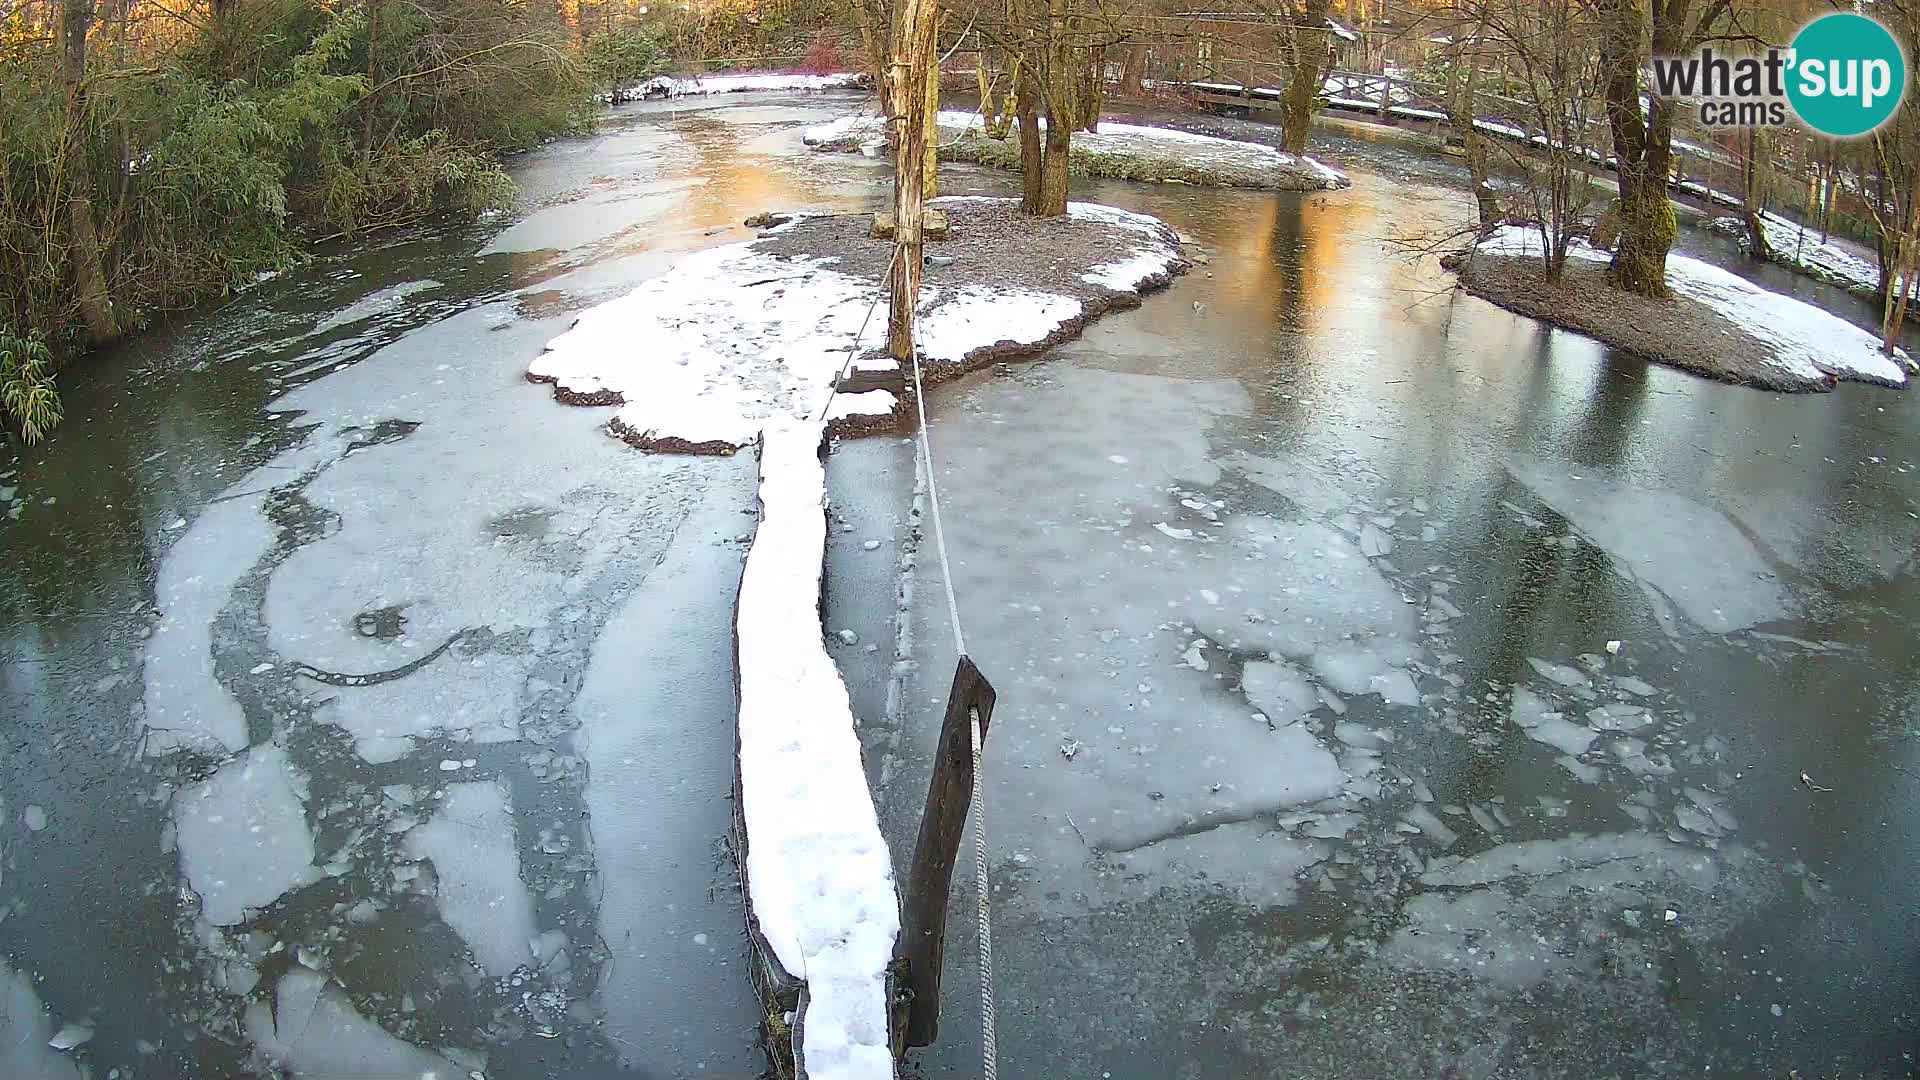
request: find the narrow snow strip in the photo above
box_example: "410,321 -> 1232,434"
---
737,421 -> 897,1080
1474,225 -> 1911,386
633,72 -> 865,98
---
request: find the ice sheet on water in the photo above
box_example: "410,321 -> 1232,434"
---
404,781 -> 535,978
1240,659 -> 1316,726
0,962 -> 81,1080
143,492 -> 272,757
1526,656 -> 1589,688
1111,820 -> 1327,909
1527,715 -> 1599,757
1509,459 -> 1792,634
246,969 -> 469,1078
1402,804 -> 1459,848
1389,833 -> 1723,989
174,744 -> 321,925
1586,704 -> 1654,731
1508,686 -> 1554,727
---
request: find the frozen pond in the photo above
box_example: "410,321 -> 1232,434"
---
855,140 -> 1920,1075
0,91 -> 1916,1079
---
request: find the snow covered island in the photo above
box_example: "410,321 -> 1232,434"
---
1446,226 -> 1914,392
528,196 -> 1189,452
804,110 -> 1350,192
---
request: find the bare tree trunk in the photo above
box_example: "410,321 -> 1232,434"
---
1280,0 -> 1330,153
1886,204 -> 1917,354
860,3 -> 893,117
1016,67 -> 1044,213
923,32 -> 941,198
1740,128 -> 1770,259
1118,42 -> 1145,95
1076,44 -> 1103,132
886,0 -> 938,361
1037,109 -> 1070,215
1445,16 -> 1497,226
1596,0 -> 1675,297
59,0 -> 116,345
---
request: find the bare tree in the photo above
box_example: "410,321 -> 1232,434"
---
1591,0 -> 1733,297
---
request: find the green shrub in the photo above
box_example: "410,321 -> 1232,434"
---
0,329 -> 60,446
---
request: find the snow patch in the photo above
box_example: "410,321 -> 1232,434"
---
736,422 -> 896,1080
632,72 -> 866,99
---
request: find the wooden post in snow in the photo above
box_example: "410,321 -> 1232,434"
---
893,655 -> 996,1051
886,0 -> 940,362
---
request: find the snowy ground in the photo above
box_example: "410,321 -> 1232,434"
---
802,110 -> 1350,191
1707,210 -> 1920,313
530,198 -> 1189,453
1474,225 -> 1912,389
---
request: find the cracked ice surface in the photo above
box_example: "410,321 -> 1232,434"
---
174,743 -> 320,925
141,493 -> 272,756
1508,457 -> 1792,633
245,968 -> 469,1078
405,781 -> 535,978
894,366 -> 1444,914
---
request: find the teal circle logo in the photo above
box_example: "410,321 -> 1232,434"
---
1787,13 -> 1907,137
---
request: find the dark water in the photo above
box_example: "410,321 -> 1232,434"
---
1,94 -> 1916,1079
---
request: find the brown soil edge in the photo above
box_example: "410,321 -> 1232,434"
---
525,203 -> 1191,450
1442,251 -> 1843,393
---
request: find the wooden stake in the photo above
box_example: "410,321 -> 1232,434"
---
893,655 -> 996,1050
886,0 -> 939,361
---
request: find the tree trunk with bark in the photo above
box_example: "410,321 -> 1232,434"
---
885,0 -> 938,361
59,0 -> 116,346
1596,0 -> 1693,297
1037,109 -> 1070,214
1118,43 -> 1146,96
1016,68 -> 1044,213
1280,0 -> 1330,153
1739,128 -> 1769,260
923,38 -> 940,198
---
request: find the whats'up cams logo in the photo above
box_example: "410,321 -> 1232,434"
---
1652,12 -> 1909,136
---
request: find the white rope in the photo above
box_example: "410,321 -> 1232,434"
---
906,337 -> 995,1077
907,345 -> 967,659
969,706 -> 996,1080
